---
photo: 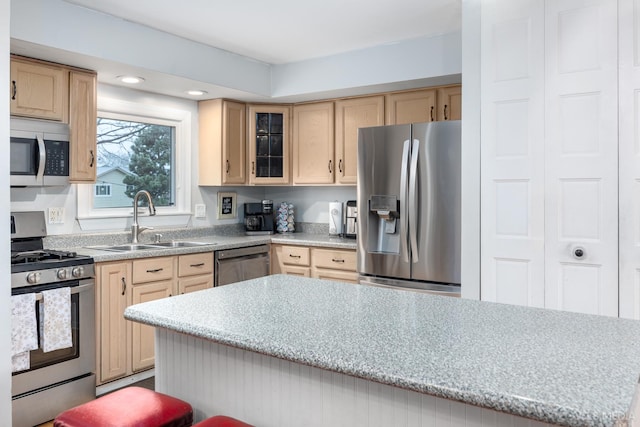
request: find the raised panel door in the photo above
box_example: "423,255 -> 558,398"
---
335,96 -> 384,185
222,100 -> 246,184
131,280 -> 173,371
385,89 -> 436,125
69,70 -> 97,182
97,261 -> 131,383
10,57 -> 68,121
436,85 -> 462,121
544,0 -> 618,316
479,0 -> 545,307
293,101 -> 335,184
178,275 -> 213,294
619,0 -> 640,319
311,268 -> 358,284
198,99 -> 247,186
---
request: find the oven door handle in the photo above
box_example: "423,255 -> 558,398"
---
34,282 -> 94,301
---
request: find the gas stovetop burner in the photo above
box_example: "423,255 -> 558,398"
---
11,249 -> 78,265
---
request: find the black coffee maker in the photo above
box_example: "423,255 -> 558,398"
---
244,200 -> 275,235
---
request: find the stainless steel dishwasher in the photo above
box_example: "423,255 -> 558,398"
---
215,244 -> 270,286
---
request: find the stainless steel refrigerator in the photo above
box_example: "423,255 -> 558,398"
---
357,120 -> 461,295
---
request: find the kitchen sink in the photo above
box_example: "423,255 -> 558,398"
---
87,244 -> 162,252
86,241 -> 216,252
150,241 -> 215,248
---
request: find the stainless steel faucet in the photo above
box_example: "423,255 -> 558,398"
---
131,190 -> 156,243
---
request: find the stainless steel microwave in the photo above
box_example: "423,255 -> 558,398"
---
10,117 -> 70,187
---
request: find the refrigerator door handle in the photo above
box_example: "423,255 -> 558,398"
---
409,138 -> 420,263
400,139 -> 411,263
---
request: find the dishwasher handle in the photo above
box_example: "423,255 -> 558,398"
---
215,244 -> 269,260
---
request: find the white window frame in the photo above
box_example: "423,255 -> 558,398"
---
77,97 -> 192,231
94,184 -> 112,197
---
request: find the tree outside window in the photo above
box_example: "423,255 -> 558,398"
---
95,118 -> 175,209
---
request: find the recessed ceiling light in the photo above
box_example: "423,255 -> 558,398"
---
186,90 -> 208,96
117,75 -> 145,84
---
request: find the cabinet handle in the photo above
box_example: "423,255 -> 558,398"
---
11,80 -> 16,100
338,159 -> 343,173
328,160 -> 332,174
430,106 -> 434,122
252,161 -> 255,175
146,268 -> 164,273
332,258 -> 345,263
444,105 -> 448,120
89,150 -> 95,167
289,254 -> 301,258
190,263 -> 205,267
121,277 -> 126,296
226,159 -> 230,174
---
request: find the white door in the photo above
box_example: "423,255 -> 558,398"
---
618,0 -> 640,319
480,0 -> 546,307
544,0 -> 618,316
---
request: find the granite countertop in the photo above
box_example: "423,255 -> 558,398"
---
124,275 -> 640,427
62,232 -> 356,262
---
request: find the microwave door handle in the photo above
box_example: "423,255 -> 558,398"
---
408,139 -> 420,263
400,139 -> 411,263
36,134 -> 46,183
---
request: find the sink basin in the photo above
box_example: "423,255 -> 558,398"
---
86,241 -> 216,252
151,241 -> 215,248
88,244 -> 162,252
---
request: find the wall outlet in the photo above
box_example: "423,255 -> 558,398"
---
195,204 -> 206,218
48,207 -> 65,224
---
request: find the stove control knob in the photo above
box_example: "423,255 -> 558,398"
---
57,269 -> 68,280
26,272 -> 40,284
71,267 -> 84,278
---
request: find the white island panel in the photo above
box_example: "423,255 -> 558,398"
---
155,328 -> 555,426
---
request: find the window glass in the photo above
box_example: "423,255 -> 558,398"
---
95,118 -> 175,209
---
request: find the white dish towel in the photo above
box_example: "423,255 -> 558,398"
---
39,287 -> 72,352
11,293 -> 38,372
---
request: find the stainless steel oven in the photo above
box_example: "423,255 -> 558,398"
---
11,211 -> 96,427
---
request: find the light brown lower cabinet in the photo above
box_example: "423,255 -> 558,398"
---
96,252 -> 214,385
271,244 -> 357,283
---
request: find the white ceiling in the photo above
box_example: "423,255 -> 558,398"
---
63,0 -> 461,65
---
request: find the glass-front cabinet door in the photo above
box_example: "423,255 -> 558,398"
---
248,104 -> 290,185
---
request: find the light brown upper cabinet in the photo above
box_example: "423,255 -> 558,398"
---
10,57 -> 69,122
385,88 -> 436,125
293,101 -> 335,185
11,55 -> 98,183
334,96 -> 384,185
385,85 -> 461,125
199,99 -> 247,186
436,85 -> 462,121
69,70 -> 97,182
248,104 -> 291,185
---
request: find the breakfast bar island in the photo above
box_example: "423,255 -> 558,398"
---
124,275 -> 640,427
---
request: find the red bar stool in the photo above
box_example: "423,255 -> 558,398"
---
53,386 -> 193,427
194,415 -> 254,427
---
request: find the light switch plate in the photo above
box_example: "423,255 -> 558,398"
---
195,204 -> 206,218
48,207 -> 65,224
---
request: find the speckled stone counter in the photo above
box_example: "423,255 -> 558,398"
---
56,231 -> 355,262
125,275 -> 640,427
